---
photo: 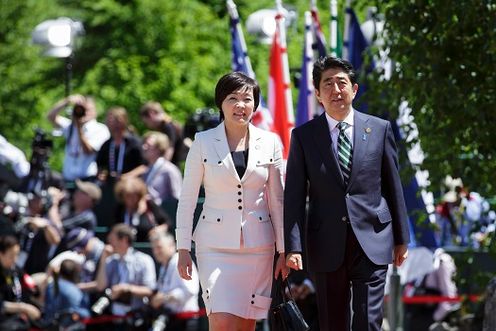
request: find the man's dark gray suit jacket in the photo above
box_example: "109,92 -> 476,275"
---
284,110 -> 411,272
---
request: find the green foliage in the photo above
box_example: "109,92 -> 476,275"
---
366,0 -> 496,197
0,0 -> 357,174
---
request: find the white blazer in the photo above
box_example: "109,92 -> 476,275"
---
176,122 -> 284,253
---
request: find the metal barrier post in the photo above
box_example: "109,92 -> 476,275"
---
388,265 -> 403,331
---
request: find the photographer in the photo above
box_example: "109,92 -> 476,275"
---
0,235 -> 41,331
43,259 -> 90,324
21,129 -> 65,194
149,230 -> 199,331
46,94 -> 109,182
17,189 -> 61,275
49,180 -> 100,238
95,224 -> 156,320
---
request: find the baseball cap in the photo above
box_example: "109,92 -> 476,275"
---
65,227 -> 94,251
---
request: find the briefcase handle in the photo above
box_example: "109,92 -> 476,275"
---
277,276 -> 296,304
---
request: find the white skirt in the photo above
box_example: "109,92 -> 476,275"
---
195,244 -> 274,320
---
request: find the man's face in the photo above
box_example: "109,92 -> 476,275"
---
142,137 -> 161,162
107,231 -> 118,248
315,68 -> 358,119
151,240 -> 165,263
106,113 -> 125,134
140,109 -> 161,129
0,244 -> 19,270
73,190 -> 92,210
151,239 -> 174,264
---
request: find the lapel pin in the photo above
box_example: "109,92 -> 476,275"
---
362,127 -> 371,140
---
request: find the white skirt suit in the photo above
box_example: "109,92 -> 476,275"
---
175,122 -> 285,319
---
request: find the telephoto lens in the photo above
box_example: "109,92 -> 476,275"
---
72,104 -> 86,118
151,314 -> 168,331
91,288 -> 112,315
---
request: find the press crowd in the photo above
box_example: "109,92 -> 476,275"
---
0,95 -> 203,330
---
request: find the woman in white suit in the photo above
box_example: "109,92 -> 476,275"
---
176,72 -> 288,330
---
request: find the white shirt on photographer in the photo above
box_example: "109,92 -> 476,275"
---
59,117 -> 109,181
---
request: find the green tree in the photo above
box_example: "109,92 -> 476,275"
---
366,0 -> 496,197
0,0 -> 365,174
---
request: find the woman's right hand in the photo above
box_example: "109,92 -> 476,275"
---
177,249 -> 193,280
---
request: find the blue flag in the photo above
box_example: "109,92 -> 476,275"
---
345,8 -> 368,71
296,12 -> 315,127
344,7 -> 370,113
227,0 -> 273,130
230,16 -> 253,75
311,7 -> 328,58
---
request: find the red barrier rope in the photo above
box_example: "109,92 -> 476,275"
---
173,308 -> 207,320
79,308 -> 207,325
30,295 -> 483,330
81,313 -> 129,325
384,294 -> 481,304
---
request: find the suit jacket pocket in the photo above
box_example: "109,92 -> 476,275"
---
203,158 -> 224,168
377,208 -> 392,224
254,210 -> 270,223
199,209 -> 223,224
192,208 -> 223,244
256,153 -> 276,167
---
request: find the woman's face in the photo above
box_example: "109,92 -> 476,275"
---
0,244 -> 20,269
123,191 -> 141,210
221,87 -> 255,127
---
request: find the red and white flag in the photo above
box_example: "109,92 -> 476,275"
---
268,4 -> 294,159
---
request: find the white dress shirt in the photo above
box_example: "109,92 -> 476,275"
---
325,110 -> 354,155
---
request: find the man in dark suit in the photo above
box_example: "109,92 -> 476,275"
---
284,56 -> 410,331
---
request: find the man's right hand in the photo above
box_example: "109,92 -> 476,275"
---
21,302 -> 41,320
177,249 -> 193,280
286,253 -> 303,270
102,244 -> 114,259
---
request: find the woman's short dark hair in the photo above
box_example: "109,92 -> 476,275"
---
312,56 -> 357,89
0,235 -> 19,254
214,72 -> 260,121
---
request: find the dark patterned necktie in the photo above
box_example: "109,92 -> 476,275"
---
337,121 -> 353,185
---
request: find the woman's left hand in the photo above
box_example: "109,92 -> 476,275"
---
274,252 -> 290,280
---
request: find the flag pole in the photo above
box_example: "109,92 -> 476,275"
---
310,0 -> 328,57
342,0 -> 351,60
329,0 -> 339,56
296,11 -> 315,127
226,0 -> 255,78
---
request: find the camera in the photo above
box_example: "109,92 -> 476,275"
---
151,314 -> 168,331
32,128 -> 53,151
20,128 -> 54,193
72,103 -> 87,118
184,107 -> 220,139
30,128 -> 52,172
1,189 -> 52,233
91,288 -> 112,315
2,190 -> 29,219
